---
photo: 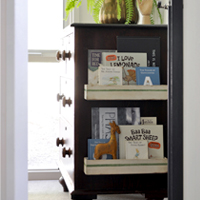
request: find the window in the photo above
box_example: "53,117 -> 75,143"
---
28,0 -> 63,171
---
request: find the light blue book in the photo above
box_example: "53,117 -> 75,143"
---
136,67 -> 160,85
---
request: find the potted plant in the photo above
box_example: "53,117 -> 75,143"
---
65,0 -> 162,24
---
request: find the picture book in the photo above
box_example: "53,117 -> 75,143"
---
140,117 -> 157,125
99,107 -> 118,139
88,139 -> 113,160
125,140 -> 148,159
101,52 -> 147,68
88,49 -> 116,85
119,125 -> 164,159
99,66 -> 123,85
117,36 -> 160,67
91,107 -> 141,139
122,67 -> 136,85
136,67 -> 160,85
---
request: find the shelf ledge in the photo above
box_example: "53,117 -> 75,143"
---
84,157 -> 168,175
84,85 -> 168,100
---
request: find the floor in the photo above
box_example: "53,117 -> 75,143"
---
28,180 -> 147,200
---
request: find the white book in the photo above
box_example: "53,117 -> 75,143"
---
99,66 -> 122,85
140,117 -> 157,125
119,125 -> 164,159
99,107 -> 118,139
126,140 -> 148,159
102,52 -> 147,68
88,49 -> 116,85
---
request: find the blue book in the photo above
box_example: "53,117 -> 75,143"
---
136,67 -> 160,85
88,139 -> 113,160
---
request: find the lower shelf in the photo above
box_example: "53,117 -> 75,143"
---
84,157 -> 168,175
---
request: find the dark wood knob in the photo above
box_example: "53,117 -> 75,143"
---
57,93 -> 64,102
62,147 -> 72,158
62,50 -> 71,61
62,97 -> 72,107
56,51 -> 62,61
56,138 -> 65,147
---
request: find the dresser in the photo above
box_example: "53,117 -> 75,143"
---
56,24 -> 168,200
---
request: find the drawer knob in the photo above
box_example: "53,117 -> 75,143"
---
57,93 -> 64,102
56,51 -> 62,61
56,138 -> 65,147
62,50 -> 71,61
62,97 -> 72,107
62,147 -> 72,158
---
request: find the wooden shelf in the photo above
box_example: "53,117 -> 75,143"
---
84,157 -> 168,175
84,85 -> 168,100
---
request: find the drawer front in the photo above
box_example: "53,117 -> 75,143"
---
63,32 -> 74,77
58,117 -> 74,163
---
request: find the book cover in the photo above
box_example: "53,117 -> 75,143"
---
125,140 -> 148,159
91,107 -> 99,139
140,117 -> 157,125
88,49 -> 116,85
117,36 -> 160,67
101,52 -> 147,68
136,67 -> 160,85
91,107 -> 141,139
88,139 -> 113,160
119,125 -> 164,159
99,66 -> 122,85
99,107 -> 118,139
122,67 -> 136,85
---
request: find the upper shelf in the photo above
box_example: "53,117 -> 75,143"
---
84,84 -> 168,100
71,23 -> 168,29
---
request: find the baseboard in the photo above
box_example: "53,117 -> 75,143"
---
28,169 -> 61,180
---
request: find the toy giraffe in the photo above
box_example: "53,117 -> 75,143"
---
94,121 -> 121,159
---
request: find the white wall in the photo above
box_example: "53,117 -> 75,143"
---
183,1 -> 200,199
0,0 -> 28,200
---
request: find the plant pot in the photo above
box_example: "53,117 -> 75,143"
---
99,0 -> 139,24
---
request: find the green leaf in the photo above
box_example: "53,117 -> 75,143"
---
125,0 -> 134,24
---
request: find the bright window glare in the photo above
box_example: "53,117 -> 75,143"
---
28,0 -> 63,170
28,63 -> 60,169
28,0 -> 63,49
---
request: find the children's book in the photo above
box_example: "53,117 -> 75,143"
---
119,125 -> 164,159
125,140 -> 148,159
99,66 -> 122,85
122,67 -> 137,85
91,107 -> 141,139
140,117 -> 157,125
136,67 -> 160,85
102,52 -> 147,68
88,49 -> 116,85
99,107 -> 118,139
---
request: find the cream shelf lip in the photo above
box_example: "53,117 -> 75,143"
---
84,157 -> 168,175
84,84 -> 168,100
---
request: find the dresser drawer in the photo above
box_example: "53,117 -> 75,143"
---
58,117 -> 73,162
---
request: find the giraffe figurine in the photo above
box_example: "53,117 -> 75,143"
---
94,121 -> 121,160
